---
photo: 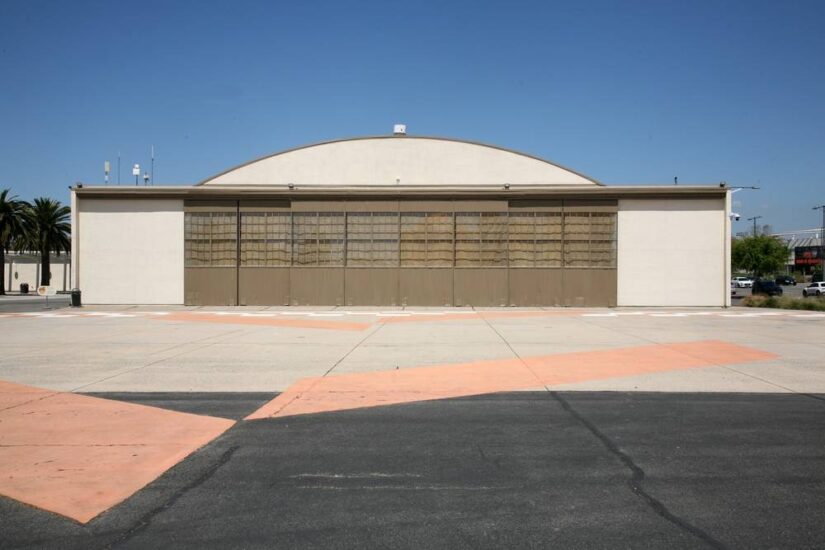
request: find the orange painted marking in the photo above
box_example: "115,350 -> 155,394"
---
0,380 -> 234,523
380,310 -> 586,324
161,312 -> 370,331
246,340 -> 777,420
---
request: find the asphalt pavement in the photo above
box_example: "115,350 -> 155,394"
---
2,391 -> 824,549
0,294 -> 71,313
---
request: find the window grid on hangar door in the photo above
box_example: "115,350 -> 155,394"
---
184,211 -> 237,267
184,209 -> 616,268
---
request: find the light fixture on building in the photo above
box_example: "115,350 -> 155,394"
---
288,183 -> 295,190
504,183 -> 511,190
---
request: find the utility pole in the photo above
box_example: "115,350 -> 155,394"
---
747,215 -> 763,237
814,205 -> 825,279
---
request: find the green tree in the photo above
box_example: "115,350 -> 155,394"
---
0,189 -> 31,295
22,197 -> 71,286
731,235 -> 790,277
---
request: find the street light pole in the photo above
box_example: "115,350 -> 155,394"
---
814,205 -> 825,279
747,215 -> 763,237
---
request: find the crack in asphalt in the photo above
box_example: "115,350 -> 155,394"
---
102,445 -> 240,549
549,391 -> 728,550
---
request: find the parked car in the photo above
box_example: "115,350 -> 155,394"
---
732,276 -> 754,288
774,275 -> 796,286
802,282 -> 825,297
752,280 -> 783,297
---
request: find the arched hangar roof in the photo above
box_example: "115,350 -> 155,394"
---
199,136 -> 601,187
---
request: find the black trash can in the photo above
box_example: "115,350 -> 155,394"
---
20,283 -> 29,294
71,288 -> 82,307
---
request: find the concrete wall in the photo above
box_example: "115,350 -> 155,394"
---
77,199 -> 184,304
4,254 -> 71,292
202,137 -> 597,186
617,198 -> 727,307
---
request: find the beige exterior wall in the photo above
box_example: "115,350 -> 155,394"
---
202,137 -> 597,186
77,199 -> 184,304
617,198 -> 727,307
4,254 -> 71,292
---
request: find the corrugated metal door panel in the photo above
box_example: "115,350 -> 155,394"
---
290,267 -> 344,305
562,268 -> 617,306
345,268 -> 399,306
509,268 -> 563,306
184,268 -> 237,306
454,269 -> 508,306
399,268 -> 453,306
238,268 -> 289,306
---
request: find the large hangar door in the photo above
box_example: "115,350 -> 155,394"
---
290,202 -> 345,306
453,201 -> 508,306
561,201 -> 618,307
399,201 -> 454,306
508,201 -> 564,306
184,201 -> 238,306
345,201 -> 400,306
238,201 -> 291,306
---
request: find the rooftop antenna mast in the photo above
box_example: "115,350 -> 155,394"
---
117,152 -> 121,185
150,145 -> 154,185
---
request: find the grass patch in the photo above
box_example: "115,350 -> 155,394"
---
742,295 -> 825,311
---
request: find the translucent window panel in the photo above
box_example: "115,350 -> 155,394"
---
292,213 -> 319,266
184,212 -> 212,267
590,213 -> 617,268
346,212 -> 399,267
455,213 -> 481,266
480,212 -> 507,266
535,213 -> 562,267
317,213 -> 345,266
184,211 -> 237,267
400,212 -> 454,267
563,212 -> 590,267
508,212 -> 536,267
265,213 -> 292,266
240,212 -> 291,267
535,241 -> 563,267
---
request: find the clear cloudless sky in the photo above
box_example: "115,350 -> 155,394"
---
1,0 -> 823,232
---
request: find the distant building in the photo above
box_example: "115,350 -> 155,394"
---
772,231 -> 822,272
70,134 -> 733,307
3,252 -> 72,292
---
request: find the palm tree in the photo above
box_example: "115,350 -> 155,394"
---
23,197 -> 71,286
0,189 -> 31,295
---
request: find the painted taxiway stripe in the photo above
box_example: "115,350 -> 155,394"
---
247,340 -> 777,420
0,380 -> 234,523
159,312 -> 370,331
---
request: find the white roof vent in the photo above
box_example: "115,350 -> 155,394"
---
393,124 -> 407,136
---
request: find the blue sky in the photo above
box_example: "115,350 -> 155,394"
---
1,0 -> 823,232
